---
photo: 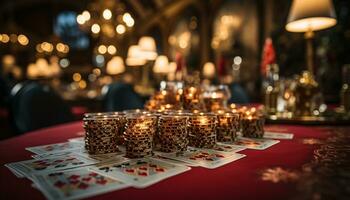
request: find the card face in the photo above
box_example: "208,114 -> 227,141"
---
212,143 -> 246,153
68,137 -> 85,144
77,151 -> 125,162
160,148 -> 246,169
31,148 -> 85,159
90,158 -> 190,188
31,167 -> 129,200
232,137 -> 280,150
152,152 -> 199,167
26,142 -> 83,155
264,131 -> 294,139
6,154 -> 98,178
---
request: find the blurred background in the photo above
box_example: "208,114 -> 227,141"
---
1,0 -> 349,139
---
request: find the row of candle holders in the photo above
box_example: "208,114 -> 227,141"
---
83,108 -> 265,158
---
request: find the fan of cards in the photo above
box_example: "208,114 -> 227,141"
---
4,129 -> 293,200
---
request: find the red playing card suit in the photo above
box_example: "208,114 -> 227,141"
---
89,172 -> 98,177
69,175 -> 80,180
78,182 -> 89,189
215,154 -> 224,158
69,179 -> 79,184
139,166 -> 148,171
82,177 -> 92,182
125,169 -> 135,173
155,168 -> 165,172
138,172 -> 148,176
54,181 -> 66,188
96,179 -> 108,185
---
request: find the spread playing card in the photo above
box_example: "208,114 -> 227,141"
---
5,154 -> 98,178
68,137 -> 85,144
264,131 -> 294,139
90,158 -> 191,188
26,142 -> 83,155
153,152 -> 199,167
31,166 -> 129,200
212,143 -> 246,153
160,148 -> 246,169
232,137 -> 280,150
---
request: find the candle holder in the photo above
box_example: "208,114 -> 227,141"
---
216,111 -> 240,143
188,113 -> 217,148
157,114 -> 189,153
203,85 -> 231,112
83,112 -> 123,154
241,115 -> 265,138
183,86 -> 205,111
123,114 -> 157,158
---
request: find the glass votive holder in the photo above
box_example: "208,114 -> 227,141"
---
216,111 -> 240,143
188,113 -> 217,148
157,114 -> 189,153
202,85 -> 231,112
123,114 -> 157,158
83,113 -> 123,154
241,115 -> 265,138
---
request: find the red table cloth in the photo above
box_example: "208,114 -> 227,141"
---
0,121 -> 341,200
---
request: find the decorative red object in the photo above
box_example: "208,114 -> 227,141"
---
175,52 -> 184,72
261,38 -> 276,77
217,55 -> 226,77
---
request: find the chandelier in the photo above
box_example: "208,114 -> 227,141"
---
76,0 -> 135,39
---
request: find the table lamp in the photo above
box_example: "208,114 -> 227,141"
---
202,62 -> 216,79
126,45 -> 146,66
153,55 -> 169,74
286,0 -> 337,74
285,0 -> 337,117
106,56 -> 125,75
138,36 -> 158,61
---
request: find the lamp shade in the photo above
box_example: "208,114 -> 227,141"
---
106,56 -> 125,75
203,62 -> 216,79
138,36 -> 158,60
286,0 -> 337,32
153,55 -> 169,74
126,45 -> 146,66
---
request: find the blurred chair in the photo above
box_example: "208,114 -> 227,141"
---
10,82 -> 73,133
228,83 -> 250,104
103,82 -> 144,111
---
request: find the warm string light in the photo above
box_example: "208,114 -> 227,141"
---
77,4 -> 135,37
36,42 -> 69,54
0,33 -> 29,46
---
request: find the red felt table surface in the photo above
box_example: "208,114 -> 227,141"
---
0,121 -> 335,200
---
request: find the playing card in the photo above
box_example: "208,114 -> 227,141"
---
153,152 -> 199,167
31,166 -> 129,200
212,143 -> 246,153
160,148 -> 246,169
5,154 -> 98,178
68,137 -> 85,144
31,148 -> 85,159
26,142 -> 83,155
264,131 -> 294,139
90,158 -> 190,188
77,151 -> 125,162
232,137 -> 280,150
